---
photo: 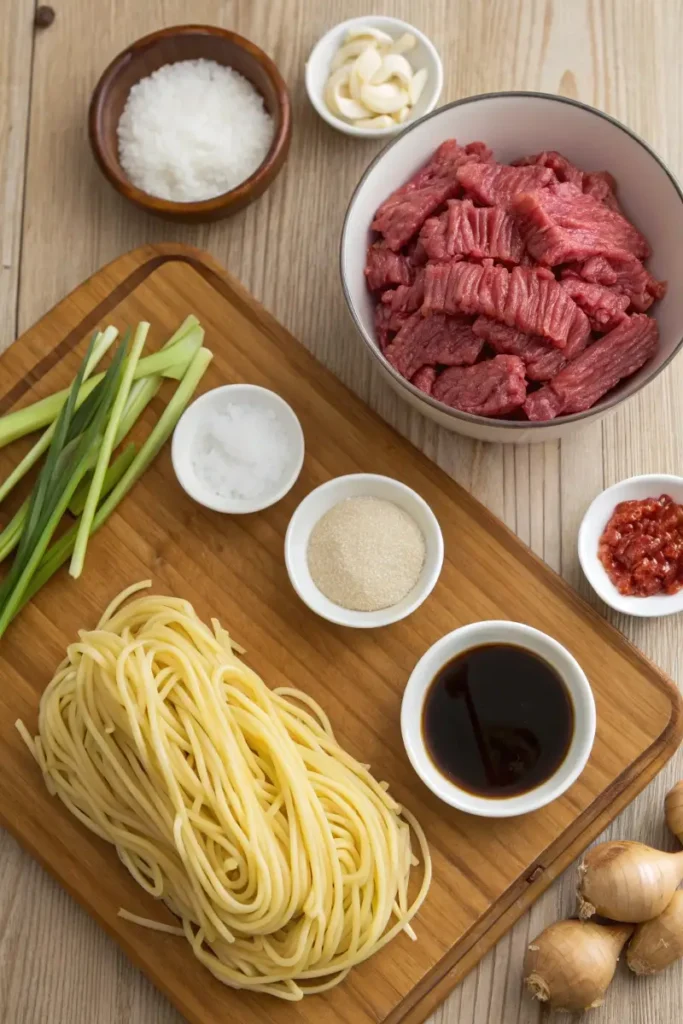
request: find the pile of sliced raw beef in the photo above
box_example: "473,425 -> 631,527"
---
365,139 -> 666,420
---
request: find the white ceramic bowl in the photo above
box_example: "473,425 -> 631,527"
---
401,621 -> 596,817
578,473 -> 683,617
284,473 -> 443,627
305,16 -> 443,138
171,384 -> 304,513
341,91 -> 683,443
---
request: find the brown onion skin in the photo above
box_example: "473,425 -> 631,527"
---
524,919 -> 633,1012
578,841 -> 683,923
627,891 -> 683,975
665,781 -> 683,845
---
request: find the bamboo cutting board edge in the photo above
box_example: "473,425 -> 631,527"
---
0,243 -> 680,1024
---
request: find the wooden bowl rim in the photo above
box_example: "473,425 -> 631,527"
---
88,23 -> 292,217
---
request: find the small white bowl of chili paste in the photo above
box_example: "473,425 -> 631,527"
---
578,473 -> 683,617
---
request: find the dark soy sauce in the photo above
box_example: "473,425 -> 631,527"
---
422,644 -> 574,797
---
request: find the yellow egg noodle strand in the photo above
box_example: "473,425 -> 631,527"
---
17,582 -> 431,1001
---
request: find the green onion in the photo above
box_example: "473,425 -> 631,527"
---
20,348 -> 213,613
0,338 -> 129,635
0,372 -> 161,565
0,327 -> 119,507
0,321 -> 204,450
68,443 -> 137,517
0,320 -> 201,563
70,322 -> 150,578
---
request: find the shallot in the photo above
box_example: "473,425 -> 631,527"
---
524,919 -> 633,1011
578,840 -> 683,922
665,780 -> 683,843
627,890 -> 683,975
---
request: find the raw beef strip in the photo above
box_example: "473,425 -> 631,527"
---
456,162 -> 555,207
419,199 -> 525,263
433,355 -> 527,416
372,140 -> 490,250
523,388 -> 565,421
512,182 -> 651,265
423,262 -> 578,347
385,313 -> 483,379
504,265 -> 579,347
411,365 -> 438,395
565,254 -> 667,312
513,151 -> 584,189
560,277 -> 629,331
381,268 -> 426,331
564,307 -> 593,358
364,242 -> 413,291
523,314 -> 659,420
582,170 -> 620,211
423,260 -> 509,321
405,235 -> 429,267
374,302 -> 393,351
472,316 -> 567,380
472,309 -> 588,380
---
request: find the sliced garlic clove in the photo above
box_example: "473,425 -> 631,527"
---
345,26 -> 394,45
324,65 -> 352,117
370,53 -> 414,88
408,67 -> 428,106
349,63 -> 363,102
336,92 -> 373,121
360,81 -> 409,115
393,105 -> 412,124
353,45 -> 383,85
330,39 -> 379,71
355,114 -> 395,130
388,32 -> 417,55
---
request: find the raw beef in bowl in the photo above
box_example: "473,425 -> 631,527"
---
341,92 -> 683,443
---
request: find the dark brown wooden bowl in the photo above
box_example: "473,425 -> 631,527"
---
88,25 -> 292,223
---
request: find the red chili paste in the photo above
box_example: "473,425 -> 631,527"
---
599,494 -> 683,596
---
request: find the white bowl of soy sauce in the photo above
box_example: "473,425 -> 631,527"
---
401,621 -> 596,817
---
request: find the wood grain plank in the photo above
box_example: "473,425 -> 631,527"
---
5,1 -> 683,1023
0,0 -> 33,350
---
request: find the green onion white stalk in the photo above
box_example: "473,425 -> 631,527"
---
69,321 -> 150,578
68,442 -> 137,517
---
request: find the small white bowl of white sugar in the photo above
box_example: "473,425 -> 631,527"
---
172,385 -> 304,514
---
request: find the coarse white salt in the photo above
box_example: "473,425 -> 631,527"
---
191,401 -> 292,502
117,58 -> 275,202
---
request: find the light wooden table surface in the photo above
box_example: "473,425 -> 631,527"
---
1,1 -> 682,1021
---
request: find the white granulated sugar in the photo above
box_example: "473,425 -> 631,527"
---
191,401 -> 292,501
117,59 -> 275,202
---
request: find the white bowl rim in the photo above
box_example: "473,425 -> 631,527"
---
400,620 -> 596,817
284,472 -> 445,628
305,15 -> 443,139
340,89 -> 683,430
578,472 -> 683,617
171,383 -> 305,514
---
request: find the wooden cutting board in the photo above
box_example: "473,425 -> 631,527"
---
0,244 -> 680,1024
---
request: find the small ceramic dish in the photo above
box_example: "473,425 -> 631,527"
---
305,16 -> 443,138
401,621 -> 596,817
171,384 -> 304,514
89,24 -> 292,222
284,473 -> 443,627
578,473 -> 683,617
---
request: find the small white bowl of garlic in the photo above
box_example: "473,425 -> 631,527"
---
305,17 -> 443,137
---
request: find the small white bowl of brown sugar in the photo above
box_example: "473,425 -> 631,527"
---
284,473 -> 443,628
